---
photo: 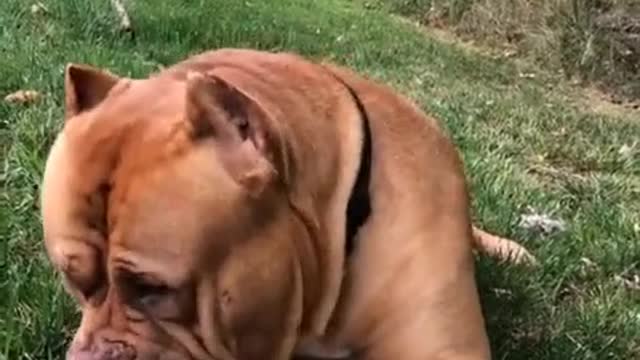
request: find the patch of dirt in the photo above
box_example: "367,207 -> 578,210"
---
392,14 -> 640,120
579,85 -> 640,118
394,15 -> 497,57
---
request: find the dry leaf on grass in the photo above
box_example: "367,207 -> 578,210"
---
4,90 -> 42,104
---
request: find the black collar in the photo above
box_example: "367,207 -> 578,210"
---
341,82 -> 372,257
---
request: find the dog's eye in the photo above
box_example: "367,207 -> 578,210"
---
118,272 -> 172,307
132,281 -> 171,301
116,271 -> 192,321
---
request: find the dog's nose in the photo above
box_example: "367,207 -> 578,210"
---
68,340 -> 136,360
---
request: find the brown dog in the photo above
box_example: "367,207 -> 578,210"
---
40,48 -> 533,360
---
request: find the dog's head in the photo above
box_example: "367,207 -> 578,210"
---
41,63 -> 308,360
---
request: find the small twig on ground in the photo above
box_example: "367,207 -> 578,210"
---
110,0 -> 133,33
30,2 -> 49,16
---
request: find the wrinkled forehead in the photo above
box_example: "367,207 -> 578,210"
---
61,76 -> 190,176
107,143 -> 246,279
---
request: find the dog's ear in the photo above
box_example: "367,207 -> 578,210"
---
185,71 -> 270,150
185,71 -> 281,196
64,64 -> 121,121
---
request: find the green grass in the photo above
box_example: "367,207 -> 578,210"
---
1,0 -> 639,359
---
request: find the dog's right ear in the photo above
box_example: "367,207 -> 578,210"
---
64,64 -> 121,121
185,71 -> 284,197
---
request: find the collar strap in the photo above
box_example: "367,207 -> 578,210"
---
334,77 -> 372,258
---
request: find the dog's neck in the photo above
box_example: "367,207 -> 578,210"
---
283,70 -> 373,338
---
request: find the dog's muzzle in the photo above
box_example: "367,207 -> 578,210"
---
67,339 -> 137,360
